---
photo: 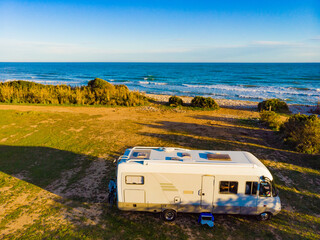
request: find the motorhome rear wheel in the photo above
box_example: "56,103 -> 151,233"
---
162,209 -> 177,221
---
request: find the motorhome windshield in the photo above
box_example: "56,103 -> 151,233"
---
259,182 -> 272,197
259,179 -> 278,197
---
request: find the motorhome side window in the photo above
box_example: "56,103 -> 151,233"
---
125,175 -> 144,185
219,181 -> 238,194
259,182 -> 271,197
245,181 -> 258,195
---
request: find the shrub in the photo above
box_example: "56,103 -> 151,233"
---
7,80 -> 42,89
168,96 -> 183,106
281,114 -> 320,154
87,78 -> 114,90
0,79 -> 148,107
258,99 -> 290,113
191,96 -> 219,109
115,84 -> 129,91
259,111 -> 282,130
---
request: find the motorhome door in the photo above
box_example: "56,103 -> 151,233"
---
200,175 -> 215,210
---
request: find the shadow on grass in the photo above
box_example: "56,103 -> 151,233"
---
0,145 -> 117,203
0,144 -> 192,239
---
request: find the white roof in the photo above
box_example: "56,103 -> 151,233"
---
121,147 -> 256,165
117,147 -> 272,179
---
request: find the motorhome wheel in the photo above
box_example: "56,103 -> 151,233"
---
162,209 -> 177,221
257,212 -> 272,221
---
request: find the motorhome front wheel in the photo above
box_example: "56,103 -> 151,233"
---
257,212 -> 272,221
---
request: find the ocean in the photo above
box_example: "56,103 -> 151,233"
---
0,62 -> 319,105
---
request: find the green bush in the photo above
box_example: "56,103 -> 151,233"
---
168,96 -> 183,106
0,79 -> 148,107
259,111 -> 282,130
87,78 -> 115,90
6,80 -> 43,90
115,84 -> 129,91
258,99 -> 290,113
191,96 -> 219,109
281,114 -> 320,154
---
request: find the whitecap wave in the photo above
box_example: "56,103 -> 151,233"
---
152,82 -> 167,85
138,81 -> 167,85
139,81 -> 149,84
235,95 -> 266,100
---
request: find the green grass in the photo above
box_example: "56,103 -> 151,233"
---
0,105 -> 319,239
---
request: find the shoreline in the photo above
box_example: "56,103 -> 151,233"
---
144,93 -> 317,115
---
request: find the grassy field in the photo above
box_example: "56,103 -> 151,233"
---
0,103 -> 319,239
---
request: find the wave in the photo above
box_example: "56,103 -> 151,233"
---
153,82 -> 167,85
139,81 -> 149,84
138,81 -> 167,85
113,81 -> 132,84
289,87 -> 310,91
181,83 -> 319,95
242,84 -> 258,88
235,95 -> 266,100
33,80 -> 81,85
109,79 -> 133,83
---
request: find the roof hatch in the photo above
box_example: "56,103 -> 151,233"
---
178,152 -> 191,158
207,153 -> 231,161
130,150 -> 150,159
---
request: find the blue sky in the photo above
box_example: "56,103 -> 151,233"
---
0,0 -> 319,62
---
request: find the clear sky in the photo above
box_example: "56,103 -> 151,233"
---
0,0 -> 319,62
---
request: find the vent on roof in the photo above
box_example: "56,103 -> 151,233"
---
179,152 -> 191,158
131,150 -> 150,159
159,147 -> 175,152
170,157 -> 182,161
207,153 -> 231,161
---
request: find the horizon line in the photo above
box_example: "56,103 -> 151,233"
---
1,61 -> 320,64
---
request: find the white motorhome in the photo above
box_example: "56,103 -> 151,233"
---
114,147 -> 281,221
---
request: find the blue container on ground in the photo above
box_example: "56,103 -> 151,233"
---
198,213 -> 214,227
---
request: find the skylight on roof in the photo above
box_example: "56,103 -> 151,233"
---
207,153 -> 231,161
131,150 -> 150,159
178,152 -> 191,158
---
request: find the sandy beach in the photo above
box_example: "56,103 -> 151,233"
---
145,93 -> 318,115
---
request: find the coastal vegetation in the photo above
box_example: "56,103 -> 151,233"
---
168,96 -> 183,107
191,96 -> 219,109
0,79 -> 148,106
281,114 -> 320,154
258,99 -> 290,113
259,110 -> 282,130
259,110 -> 320,154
